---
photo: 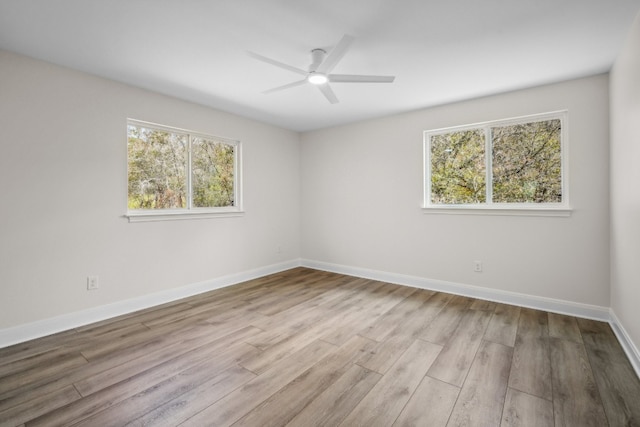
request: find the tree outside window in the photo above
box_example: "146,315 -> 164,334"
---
127,120 -> 239,212
425,113 -> 565,208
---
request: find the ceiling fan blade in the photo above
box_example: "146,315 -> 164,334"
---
262,79 -> 308,94
316,34 -> 355,74
329,74 -> 395,83
317,83 -> 339,104
247,51 -> 307,76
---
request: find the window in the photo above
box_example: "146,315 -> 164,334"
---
127,120 -> 241,221
424,112 -> 569,215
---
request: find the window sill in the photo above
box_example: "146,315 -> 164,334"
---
125,209 -> 245,223
422,205 -> 572,217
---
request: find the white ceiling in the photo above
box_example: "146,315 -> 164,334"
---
1,0 -> 639,132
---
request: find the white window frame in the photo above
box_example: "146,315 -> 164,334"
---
423,111 -> 571,217
125,119 -> 243,222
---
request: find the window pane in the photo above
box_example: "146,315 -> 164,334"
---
127,125 -> 188,209
191,137 -> 235,208
430,129 -> 486,204
492,119 -> 562,203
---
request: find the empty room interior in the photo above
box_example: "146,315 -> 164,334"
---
1,1 -> 640,426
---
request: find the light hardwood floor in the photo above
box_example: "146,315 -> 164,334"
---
1,268 -> 639,426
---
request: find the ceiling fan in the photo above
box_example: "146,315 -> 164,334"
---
248,35 -> 395,104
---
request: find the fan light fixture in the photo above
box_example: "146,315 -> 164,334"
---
307,72 -> 328,85
248,35 -> 395,104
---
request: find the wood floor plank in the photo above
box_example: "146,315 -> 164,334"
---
242,279 -> 327,316
72,365 -> 255,427
508,307 -> 552,400
0,353 -> 108,412
240,313 -> 320,351
244,271 -> 333,302
356,333 -> 416,375
0,323 -> 146,395
575,317 -> 619,350
470,299 -> 497,311
253,277 -> 341,316
179,339 -> 336,427
0,347 -> 81,380
233,335 -> 376,427
339,339 -> 442,427
126,366 -> 256,427
0,329 -> 78,367
73,324 -> 262,396
447,340 -> 513,427
357,288 -> 428,342
427,309 -> 493,387
285,364 -> 381,427
247,278 -> 363,332
393,375 -> 459,427
516,308 -> 548,337
484,304 -> 521,347
549,337 -> 608,427
0,326 -> 258,414
140,300 -> 245,329
330,280 -> 387,308
420,295 -> 474,346
577,319 -> 640,426
416,291 -> 455,317
0,352 -> 87,397
319,283 -> 418,347
181,272 -> 291,308
242,290 -> 353,351
30,323 -> 151,372
356,291 -> 449,374
354,281 -> 418,312
318,305 -> 387,346
203,305 -> 272,331
500,388 -> 554,427
25,341 -> 258,426
80,316 -> 235,368
239,304 -> 369,374
246,279 -> 387,343
548,312 -> 583,343
76,303 -> 193,334
78,324 -> 167,361
0,385 -> 80,427
72,322 -> 153,350
508,335 -> 552,400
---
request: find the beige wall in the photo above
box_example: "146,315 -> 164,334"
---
301,75 -> 610,307
0,50 -> 301,329
610,13 -> 640,356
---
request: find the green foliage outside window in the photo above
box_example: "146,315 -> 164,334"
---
430,129 -> 486,204
127,122 -> 236,211
427,116 -> 563,205
191,137 -> 235,208
492,120 -> 561,203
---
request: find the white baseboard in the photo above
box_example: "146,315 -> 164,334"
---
0,259 -> 302,349
300,259 -> 611,321
609,309 -> 640,379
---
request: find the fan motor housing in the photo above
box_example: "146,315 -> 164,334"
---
310,48 -> 326,71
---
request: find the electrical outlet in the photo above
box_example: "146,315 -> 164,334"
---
87,276 -> 99,290
473,261 -> 483,273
